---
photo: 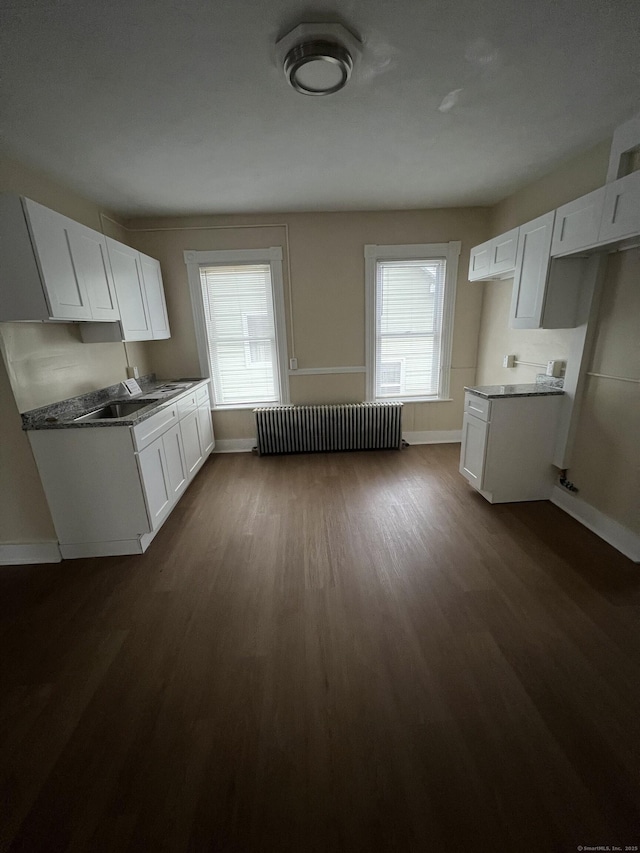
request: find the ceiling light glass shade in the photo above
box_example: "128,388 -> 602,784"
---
284,40 -> 353,95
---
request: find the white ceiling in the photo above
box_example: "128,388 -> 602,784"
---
1,0 -> 639,216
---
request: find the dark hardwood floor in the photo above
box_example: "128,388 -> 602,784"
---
1,444 -> 639,852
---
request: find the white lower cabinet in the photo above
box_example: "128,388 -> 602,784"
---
459,392 -> 563,503
197,404 -> 215,454
138,436 -> 173,530
163,422 -> 189,499
459,414 -> 489,488
180,409 -> 204,476
138,421 -> 189,531
28,381 -> 213,558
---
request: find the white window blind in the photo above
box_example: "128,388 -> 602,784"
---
375,257 -> 447,399
199,263 -> 280,406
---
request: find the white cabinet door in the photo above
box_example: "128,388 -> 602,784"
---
469,229 -> 519,281
598,171 -> 640,243
67,224 -> 119,321
489,227 -> 519,276
106,238 -> 152,340
139,253 -> 170,339
551,187 -> 606,257
459,413 -> 488,488
138,435 -> 172,530
23,199 -> 93,320
162,422 -> 188,499
197,403 -> 215,455
180,409 -> 204,478
510,211 -> 555,329
468,240 -> 492,280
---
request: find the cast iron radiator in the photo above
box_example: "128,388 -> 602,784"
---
254,403 -> 403,455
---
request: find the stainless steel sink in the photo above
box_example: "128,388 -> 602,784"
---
73,400 -> 151,422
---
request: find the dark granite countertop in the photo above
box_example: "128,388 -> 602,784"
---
464,383 -> 564,399
22,375 -> 210,430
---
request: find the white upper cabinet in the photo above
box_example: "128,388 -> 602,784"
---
511,211 -> 585,330
598,171 -> 640,243
106,239 -> 152,340
139,253 -> 170,339
80,242 -> 171,343
510,212 -> 555,328
551,187 -> 606,257
488,227 -> 519,276
468,227 -> 519,281
0,195 -> 117,322
68,224 -> 120,321
468,240 -> 491,280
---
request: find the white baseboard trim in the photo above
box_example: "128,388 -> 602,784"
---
551,486 -> 640,563
213,438 -> 256,453
403,430 -> 462,445
60,538 -> 146,559
0,541 -> 61,565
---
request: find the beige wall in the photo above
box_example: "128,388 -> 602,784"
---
0,153 -> 154,544
568,250 -> 640,534
476,140 -> 611,387
476,138 -> 638,537
124,209 -> 490,440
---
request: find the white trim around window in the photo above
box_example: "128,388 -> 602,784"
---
364,241 -> 461,403
184,247 -> 290,408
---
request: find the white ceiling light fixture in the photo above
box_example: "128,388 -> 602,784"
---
276,23 -> 362,96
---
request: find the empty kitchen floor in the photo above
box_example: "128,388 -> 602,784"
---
1,444 -> 639,852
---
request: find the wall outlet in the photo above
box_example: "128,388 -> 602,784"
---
503,354 -> 516,368
289,358 -> 298,370
126,365 -> 140,379
546,360 -> 564,377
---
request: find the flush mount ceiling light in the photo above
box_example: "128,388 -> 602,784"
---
276,23 -> 362,96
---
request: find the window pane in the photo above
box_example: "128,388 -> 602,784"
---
375,258 -> 446,398
199,264 -> 280,406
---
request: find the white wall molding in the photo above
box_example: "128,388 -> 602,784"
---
288,366 -> 366,375
551,486 -> 640,563
0,541 -> 61,565
403,430 -> 462,445
213,438 -> 256,453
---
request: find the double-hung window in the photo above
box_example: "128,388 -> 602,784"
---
365,242 -> 460,402
185,247 -> 289,408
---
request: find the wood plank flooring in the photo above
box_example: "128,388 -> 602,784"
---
1,444 -> 639,852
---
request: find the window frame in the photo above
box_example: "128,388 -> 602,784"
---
364,242 -> 461,403
184,247 -> 290,409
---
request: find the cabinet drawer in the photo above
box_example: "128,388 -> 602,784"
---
464,393 -> 491,422
196,384 -> 210,406
177,392 -> 197,419
133,403 -> 178,451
